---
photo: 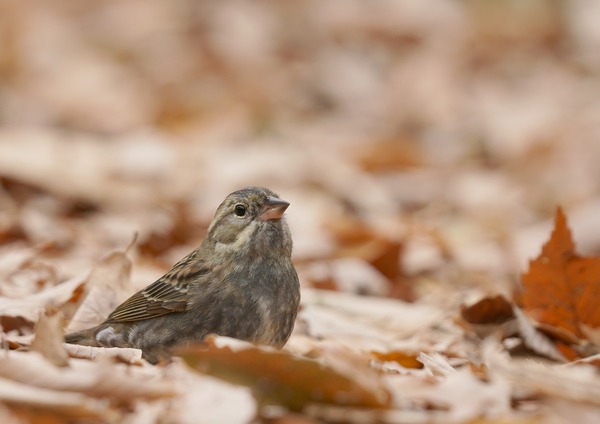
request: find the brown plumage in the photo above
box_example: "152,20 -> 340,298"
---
65,187 -> 301,363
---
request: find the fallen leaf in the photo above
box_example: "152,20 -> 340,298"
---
179,336 -> 391,411
65,248 -> 132,333
31,310 -> 69,367
0,244 -> 33,282
0,378 -> 113,420
298,289 -> 442,353
384,366 -> 512,422
64,344 -> 143,364
0,351 -> 174,401
521,207 -> 600,346
571,353 -> 600,369
417,352 -> 457,377
580,324 -> 600,356
371,351 -> 423,369
460,294 -> 514,325
485,341 -> 600,406
163,361 -> 257,424
0,244 -> 61,298
513,307 -> 566,362
0,274 -> 86,328
2,261 -> 60,300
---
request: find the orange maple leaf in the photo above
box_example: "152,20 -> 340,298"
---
522,207 -> 600,341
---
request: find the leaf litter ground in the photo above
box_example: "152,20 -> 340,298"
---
2,1 -> 600,423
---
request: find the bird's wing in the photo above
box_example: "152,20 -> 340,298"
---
107,258 -> 210,323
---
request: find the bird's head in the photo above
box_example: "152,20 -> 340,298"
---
205,187 -> 293,258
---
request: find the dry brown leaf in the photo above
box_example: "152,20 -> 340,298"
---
459,294 -> 518,340
31,309 -> 69,367
460,294 -> 514,325
179,336 -> 391,411
65,248 -> 133,333
371,351 -> 423,370
2,1 -> 600,422
522,208 -> 600,344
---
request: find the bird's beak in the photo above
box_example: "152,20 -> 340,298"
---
259,196 -> 290,221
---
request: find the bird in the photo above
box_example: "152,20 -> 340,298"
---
65,186 -> 301,364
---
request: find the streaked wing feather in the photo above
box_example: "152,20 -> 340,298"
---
107,258 -> 209,322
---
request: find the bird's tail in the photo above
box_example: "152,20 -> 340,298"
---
64,327 -> 100,346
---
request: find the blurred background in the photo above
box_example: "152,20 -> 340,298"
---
1,0 -> 600,301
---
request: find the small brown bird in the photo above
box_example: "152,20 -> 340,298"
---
66,187 -> 300,363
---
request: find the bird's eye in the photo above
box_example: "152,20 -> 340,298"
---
234,204 -> 247,217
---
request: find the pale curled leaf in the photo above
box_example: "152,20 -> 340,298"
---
0,274 -> 85,323
0,378 -> 113,420
162,361 -> 257,424
0,245 -> 61,299
64,344 -> 143,364
0,243 -> 57,285
300,288 -> 441,341
0,245 -> 34,282
304,404 -> 431,424
514,307 -> 566,362
581,324 -> 600,349
417,352 -> 456,378
66,249 -> 133,333
484,340 -> 600,405
0,351 -> 174,401
570,353 -> 600,368
31,310 -> 69,367
384,366 -> 511,422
